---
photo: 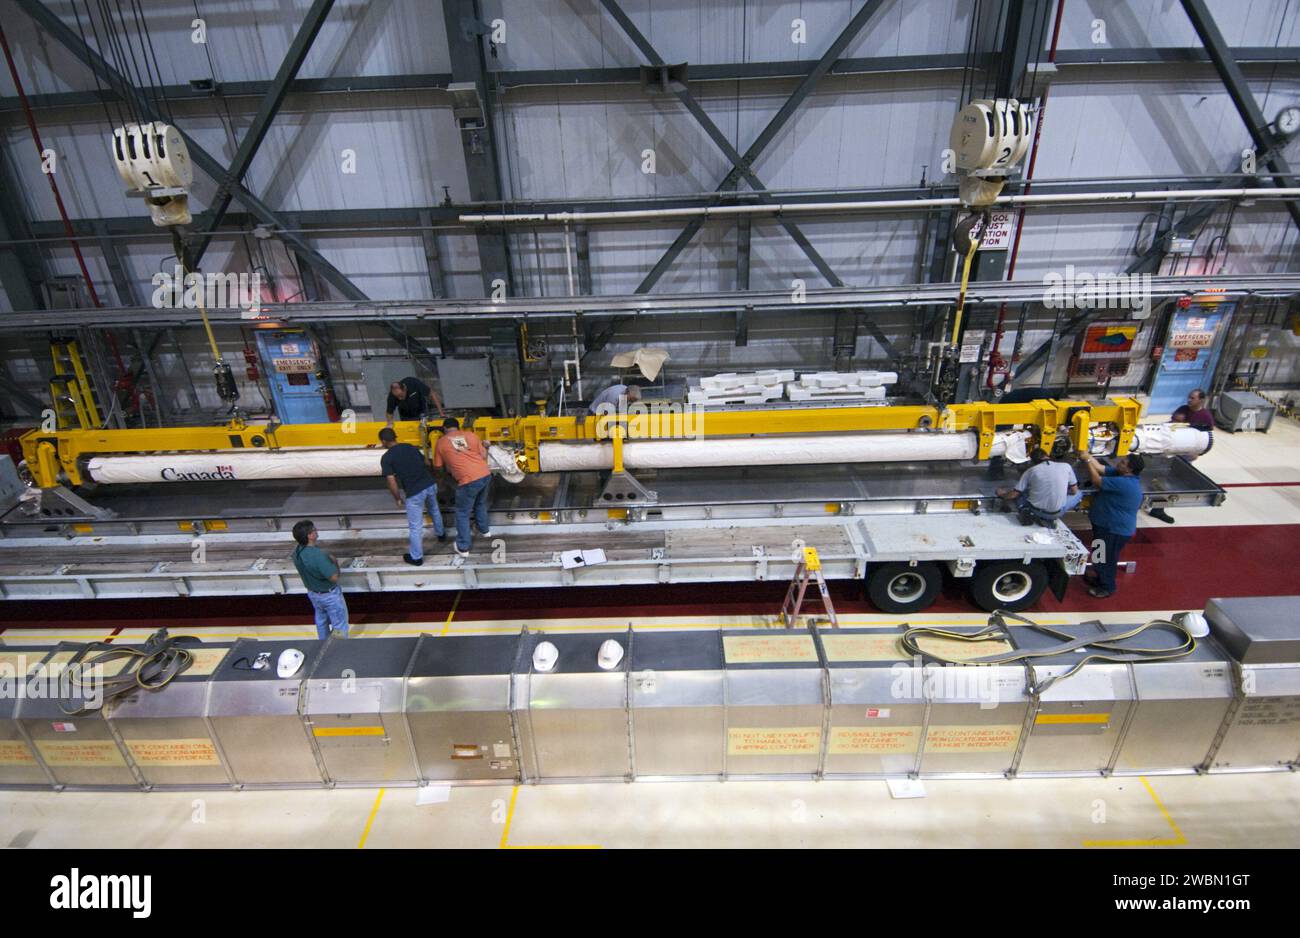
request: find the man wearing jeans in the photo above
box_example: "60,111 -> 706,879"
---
379,427 -> 444,566
1079,451 -> 1145,599
434,418 -> 492,557
291,520 -> 349,640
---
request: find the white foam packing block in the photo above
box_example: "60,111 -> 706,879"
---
700,370 -> 792,391
786,386 -> 887,401
794,370 -> 898,388
687,388 -> 783,405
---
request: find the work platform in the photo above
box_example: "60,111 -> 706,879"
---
0,457 -> 1223,605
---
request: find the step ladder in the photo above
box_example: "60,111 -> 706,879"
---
780,547 -> 839,628
49,338 -> 103,430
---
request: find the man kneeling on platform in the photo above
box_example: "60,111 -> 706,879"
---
995,448 -> 1082,527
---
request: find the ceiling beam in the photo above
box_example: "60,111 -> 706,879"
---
190,0 -> 337,266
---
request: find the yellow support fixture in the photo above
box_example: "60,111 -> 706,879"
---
19,399 -> 1143,490
49,339 -> 103,430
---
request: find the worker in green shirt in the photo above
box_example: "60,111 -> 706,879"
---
292,519 -> 349,639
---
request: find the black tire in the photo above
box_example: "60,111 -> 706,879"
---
866,562 -> 943,614
970,560 -> 1048,612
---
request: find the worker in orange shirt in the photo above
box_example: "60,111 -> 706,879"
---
434,418 -> 492,556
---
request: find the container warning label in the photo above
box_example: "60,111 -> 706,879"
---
0,740 -> 36,766
820,633 -> 1012,662
0,652 -> 45,675
723,635 -> 818,664
829,726 -> 919,755
924,724 -> 1022,753
184,648 -> 230,676
35,739 -> 127,768
727,727 -> 821,755
1235,697 -> 1300,726
125,738 -> 222,767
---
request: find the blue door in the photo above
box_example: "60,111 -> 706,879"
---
1148,301 -> 1233,415
255,330 -> 330,424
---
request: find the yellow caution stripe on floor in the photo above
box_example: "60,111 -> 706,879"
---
1035,713 -> 1111,725
313,726 -> 386,737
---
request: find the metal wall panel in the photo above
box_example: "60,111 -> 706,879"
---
514,631 -> 632,780
302,636 -> 420,785
205,638 -> 327,787
629,630 -> 726,778
405,633 -> 522,783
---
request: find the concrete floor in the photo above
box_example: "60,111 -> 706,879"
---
3,772 -> 1297,849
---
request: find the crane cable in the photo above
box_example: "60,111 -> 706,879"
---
900,609 -> 1198,696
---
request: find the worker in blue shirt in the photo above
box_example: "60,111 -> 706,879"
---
1079,451 -> 1145,599
291,519 -> 349,639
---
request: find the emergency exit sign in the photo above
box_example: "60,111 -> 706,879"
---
978,211 -> 1016,250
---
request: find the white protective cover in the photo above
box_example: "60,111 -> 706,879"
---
537,431 -> 1024,472
1130,424 -> 1213,456
87,448 -> 385,483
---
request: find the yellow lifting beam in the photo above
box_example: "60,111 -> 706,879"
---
19,398 -> 1142,489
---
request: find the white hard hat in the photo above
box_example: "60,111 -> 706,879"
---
532,641 -> 559,672
597,639 -> 624,670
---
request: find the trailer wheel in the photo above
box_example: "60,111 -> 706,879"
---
970,560 -> 1047,612
866,562 -> 942,614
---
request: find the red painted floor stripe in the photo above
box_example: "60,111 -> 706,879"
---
3,522 -> 1298,629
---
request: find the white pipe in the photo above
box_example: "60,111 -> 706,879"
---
83,425 -> 1212,484
461,187 -> 1300,225
87,449 -> 385,484
538,432 -> 1009,471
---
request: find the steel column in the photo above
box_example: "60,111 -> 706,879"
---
12,0 -> 370,305
441,0 -> 512,295
190,0 -> 337,265
1180,0 -> 1300,232
599,0 -> 869,292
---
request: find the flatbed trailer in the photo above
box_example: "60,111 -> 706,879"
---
0,456 -> 1224,609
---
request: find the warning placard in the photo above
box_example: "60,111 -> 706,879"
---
35,739 -> 127,768
828,726 -> 920,755
819,633 -> 1013,662
0,740 -> 36,766
184,648 -> 230,677
0,652 -> 44,676
727,727 -> 821,756
925,723 -> 1021,753
125,738 -> 222,767
1169,330 -> 1215,350
978,210 -> 1016,251
723,635 -> 818,664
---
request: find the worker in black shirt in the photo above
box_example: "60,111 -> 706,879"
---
385,376 -> 445,425
379,427 -> 445,565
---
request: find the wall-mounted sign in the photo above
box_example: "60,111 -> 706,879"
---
978,210 -> 1016,250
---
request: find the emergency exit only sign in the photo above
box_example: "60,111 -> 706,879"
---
979,211 -> 1017,250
